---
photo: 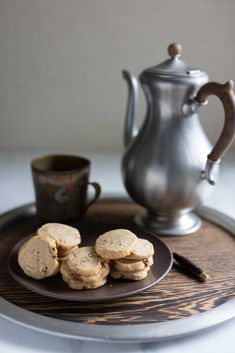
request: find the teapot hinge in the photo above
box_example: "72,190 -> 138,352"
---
182,98 -> 208,118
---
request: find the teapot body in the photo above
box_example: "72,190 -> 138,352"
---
122,73 -> 215,235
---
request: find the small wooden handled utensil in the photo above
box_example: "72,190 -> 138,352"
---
173,252 -> 210,282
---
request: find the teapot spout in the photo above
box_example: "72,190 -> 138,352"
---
122,70 -> 139,147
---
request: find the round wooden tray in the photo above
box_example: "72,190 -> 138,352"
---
0,198 -> 235,342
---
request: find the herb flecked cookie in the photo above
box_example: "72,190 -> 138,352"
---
18,234 -> 60,280
67,277 -> 107,290
60,257 -> 110,284
126,238 -> 154,260
110,266 -> 151,281
65,246 -> 107,276
37,223 -> 81,257
95,229 -> 138,259
113,256 -> 153,272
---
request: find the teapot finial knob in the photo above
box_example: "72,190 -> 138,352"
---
168,43 -> 182,58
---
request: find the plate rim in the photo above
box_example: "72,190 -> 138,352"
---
0,198 -> 235,342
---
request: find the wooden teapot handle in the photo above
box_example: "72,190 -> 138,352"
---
195,80 -> 235,184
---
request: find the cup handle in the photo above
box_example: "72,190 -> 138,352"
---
85,182 -> 101,211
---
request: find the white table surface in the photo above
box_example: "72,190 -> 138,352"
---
0,150 -> 235,353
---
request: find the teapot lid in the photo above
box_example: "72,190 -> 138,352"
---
142,43 -> 206,79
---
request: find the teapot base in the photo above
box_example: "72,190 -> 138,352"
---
134,210 -> 202,236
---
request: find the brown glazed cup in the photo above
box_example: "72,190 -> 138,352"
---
31,155 -> 101,223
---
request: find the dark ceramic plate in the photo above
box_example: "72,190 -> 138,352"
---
8,228 -> 173,303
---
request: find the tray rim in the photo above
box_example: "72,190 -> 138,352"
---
0,198 -> 235,343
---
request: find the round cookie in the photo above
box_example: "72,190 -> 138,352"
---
58,246 -> 78,259
113,258 -> 146,272
126,238 -> 154,260
37,223 -> 81,257
60,258 -> 110,283
95,229 -> 138,259
60,258 -> 80,280
110,267 -> 150,281
80,262 -> 110,283
18,234 -> 60,280
144,256 -> 154,267
66,246 -> 105,276
123,268 -> 149,281
67,277 -> 107,290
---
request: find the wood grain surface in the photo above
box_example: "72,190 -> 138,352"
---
1,199 -> 235,325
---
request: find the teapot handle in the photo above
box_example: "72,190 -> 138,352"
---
195,80 -> 235,185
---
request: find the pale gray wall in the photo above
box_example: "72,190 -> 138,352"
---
0,0 -> 235,151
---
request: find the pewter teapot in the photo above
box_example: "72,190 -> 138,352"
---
122,43 -> 235,235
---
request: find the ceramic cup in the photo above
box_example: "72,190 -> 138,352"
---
31,154 -> 101,223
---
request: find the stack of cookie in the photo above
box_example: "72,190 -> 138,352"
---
95,229 -> 154,281
18,223 -> 81,280
18,224 -> 155,290
60,246 -> 110,290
